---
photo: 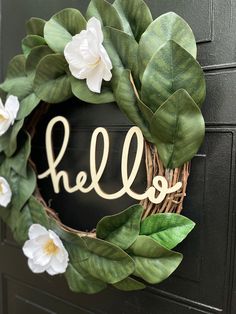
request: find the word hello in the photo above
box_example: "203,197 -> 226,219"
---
38,116 -> 182,204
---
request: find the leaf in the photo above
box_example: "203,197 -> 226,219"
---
128,236 -> 183,284
141,213 -> 195,249
150,89 -> 205,169
34,54 -> 73,103
0,119 -> 24,157
70,76 -> 115,104
26,45 -> 54,80
79,237 -> 135,284
96,204 -> 144,250
104,27 -> 139,81
113,69 -> 153,143
86,0 -> 123,30
113,0 -> 152,41
0,55 -> 40,120
22,35 -> 46,58
26,17 -> 46,36
139,12 -> 197,78
13,196 -> 50,244
141,40 -> 206,112
65,263 -> 107,294
113,277 -> 146,291
44,8 -> 86,53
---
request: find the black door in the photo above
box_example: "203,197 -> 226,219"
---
1,0 -> 236,313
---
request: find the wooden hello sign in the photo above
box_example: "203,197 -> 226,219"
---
38,116 -> 182,204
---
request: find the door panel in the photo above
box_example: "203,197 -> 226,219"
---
1,0 -> 236,313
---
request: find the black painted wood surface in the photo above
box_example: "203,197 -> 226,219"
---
1,0 -> 236,313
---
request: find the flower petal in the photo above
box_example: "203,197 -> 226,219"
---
0,177 -> 12,207
86,63 -> 105,93
28,258 -> 47,274
5,95 -> 20,120
23,239 -> 41,259
87,17 -> 103,43
28,224 -> 48,240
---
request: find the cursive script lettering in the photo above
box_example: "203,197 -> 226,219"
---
38,116 -> 182,204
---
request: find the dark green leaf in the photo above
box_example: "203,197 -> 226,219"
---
139,12 -> 197,78
150,89 -> 205,168
141,40 -> 206,112
96,204 -> 144,250
22,35 -> 46,57
34,54 -> 73,103
65,263 -> 107,294
79,237 -> 135,284
86,0 -> 123,30
141,213 -> 195,249
113,277 -> 146,291
26,18 -> 46,36
128,235 -> 183,284
44,8 -> 86,53
113,0 -> 152,41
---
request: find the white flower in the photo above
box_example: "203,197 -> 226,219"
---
0,176 -> 12,207
23,224 -> 69,276
0,95 -> 20,136
64,17 -> 112,93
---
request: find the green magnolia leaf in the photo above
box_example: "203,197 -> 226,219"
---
96,204 -> 144,250
70,76 -> 115,104
104,27 -> 139,81
44,8 -> 86,53
141,40 -> 206,112
113,0 -> 153,41
34,54 -> 73,103
0,119 -> 24,157
139,12 -> 197,78
26,17 -> 46,36
86,0 -> 123,30
22,35 -> 46,58
150,89 -> 205,169
79,237 -> 135,284
128,235 -> 183,284
13,196 -> 49,244
141,213 -> 195,249
26,45 -> 54,81
113,277 -> 146,291
65,263 -> 107,294
6,132 -> 31,178
114,70 -> 153,142
0,55 -> 40,120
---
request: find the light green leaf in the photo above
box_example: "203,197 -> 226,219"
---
141,213 -> 195,249
70,76 -> 115,104
22,35 -> 46,58
113,0 -> 152,41
96,204 -> 144,250
86,0 -> 123,30
79,237 -> 135,284
17,94 -> 40,120
128,235 -> 183,284
150,89 -> 205,169
139,12 -> 197,78
113,69 -> 153,143
65,263 -> 107,294
113,277 -> 146,291
141,40 -> 206,112
44,8 -> 86,53
26,17 -> 46,36
34,54 -> 73,103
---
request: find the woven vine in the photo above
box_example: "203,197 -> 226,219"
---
0,0 -> 205,294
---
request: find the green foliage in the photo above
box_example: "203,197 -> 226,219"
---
150,89 -> 205,169
26,18 -> 46,36
141,213 -> 195,249
44,8 -> 86,53
113,277 -> 146,291
22,35 -> 46,57
128,235 -> 183,284
113,0 -> 153,41
96,204 -> 144,249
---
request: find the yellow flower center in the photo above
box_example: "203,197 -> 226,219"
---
0,114 -> 7,122
44,239 -> 59,255
0,183 -> 3,194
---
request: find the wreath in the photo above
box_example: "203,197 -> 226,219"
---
0,0 -> 206,294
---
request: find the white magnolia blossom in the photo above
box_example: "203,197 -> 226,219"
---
23,224 -> 69,276
0,95 -> 20,136
64,17 -> 112,93
0,176 -> 12,207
